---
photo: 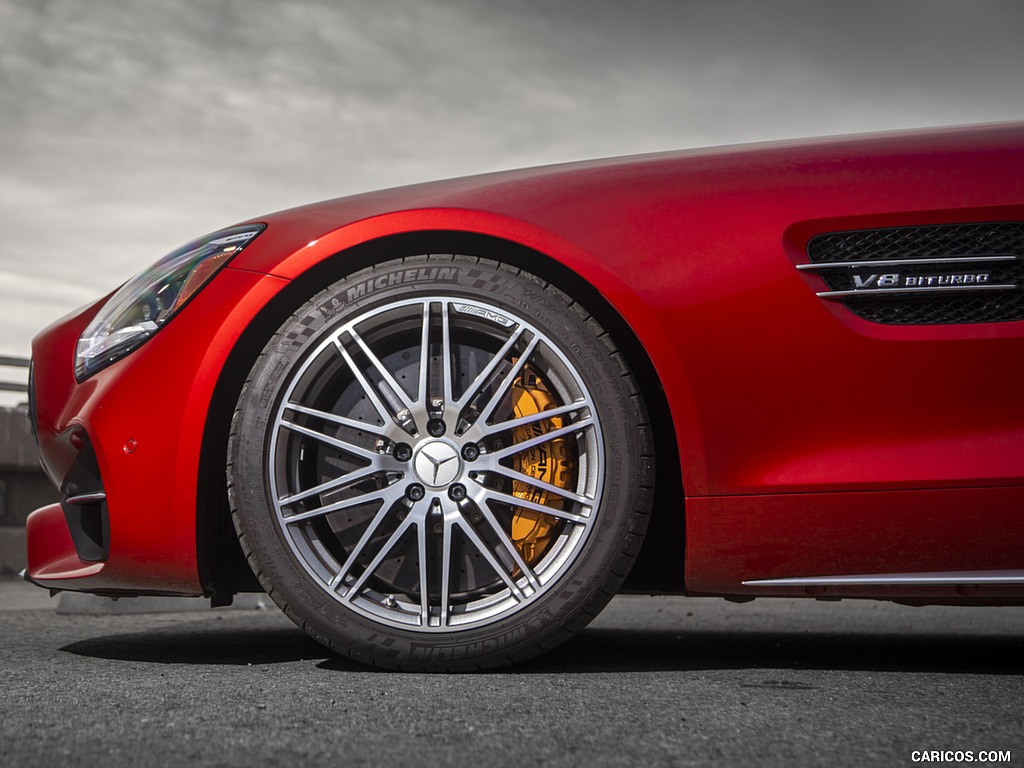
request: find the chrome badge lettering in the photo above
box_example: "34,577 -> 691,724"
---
853,274 -> 880,288
851,272 -> 991,290
903,273 -> 990,287
452,303 -> 515,327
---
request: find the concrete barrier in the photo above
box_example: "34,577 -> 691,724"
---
0,355 -> 30,396
0,405 -> 58,575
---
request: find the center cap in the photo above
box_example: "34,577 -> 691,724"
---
412,441 -> 462,488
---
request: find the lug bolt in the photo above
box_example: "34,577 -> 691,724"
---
427,418 -> 446,437
461,443 -> 480,461
394,443 -> 412,462
448,483 -> 467,501
407,484 -> 425,501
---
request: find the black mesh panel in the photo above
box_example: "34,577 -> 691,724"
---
806,223 -> 1024,325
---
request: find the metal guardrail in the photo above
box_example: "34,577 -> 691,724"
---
0,355 -> 29,394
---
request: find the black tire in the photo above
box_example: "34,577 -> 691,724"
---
228,254 -> 653,671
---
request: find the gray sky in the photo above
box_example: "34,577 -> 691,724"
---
2,0 -> 1023,400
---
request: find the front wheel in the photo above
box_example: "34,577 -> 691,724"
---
228,255 -> 653,670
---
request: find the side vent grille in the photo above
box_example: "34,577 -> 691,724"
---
800,222 -> 1024,325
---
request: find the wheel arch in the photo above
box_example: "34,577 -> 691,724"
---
196,230 -> 685,599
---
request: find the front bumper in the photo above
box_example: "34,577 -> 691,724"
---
25,267 -> 288,595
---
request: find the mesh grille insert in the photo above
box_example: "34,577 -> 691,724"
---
805,222 -> 1024,325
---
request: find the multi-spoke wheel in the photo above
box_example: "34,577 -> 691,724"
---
229,256 -> 653,670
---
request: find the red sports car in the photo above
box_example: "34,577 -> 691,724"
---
25,124 -> 1024,670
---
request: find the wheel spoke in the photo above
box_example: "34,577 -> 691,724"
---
477,486 -> 591,525
348,325 -> 416,413
278,465 -> 380,506
283,484 -> 403,525
441,301 -> 455,407
472,502 -> 541,591
439,515 -> 453,628
476,335 -> 540,425
333,338 -> 396,428
327,487 -> 407,589
477,399 -> 589,437
417,302 -> 431,407
342,515 -> 416,599
482,465 -> 593,506
455,518 -> 527,600
454,325 -> 526,409
279,417 -> 384,463
416,518 -> 430,626
421,301 -> 452,416
486,415 -> 594,461
285,402 -> 390,439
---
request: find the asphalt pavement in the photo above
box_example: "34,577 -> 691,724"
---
2,576 -> 1022,767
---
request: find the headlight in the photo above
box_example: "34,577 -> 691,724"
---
74,224 -> 266,381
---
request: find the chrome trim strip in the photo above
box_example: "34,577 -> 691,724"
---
743,569 -> 1024,587
817,284 -> 1017,299
65,491 -> 106,506
797,255 -> 1018,271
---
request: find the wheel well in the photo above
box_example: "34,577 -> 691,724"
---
196,231 -> 685,598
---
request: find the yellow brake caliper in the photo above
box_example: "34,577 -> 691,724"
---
510,366 -> 576,565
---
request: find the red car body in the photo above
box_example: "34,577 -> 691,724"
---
26,123 -> 1024,612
